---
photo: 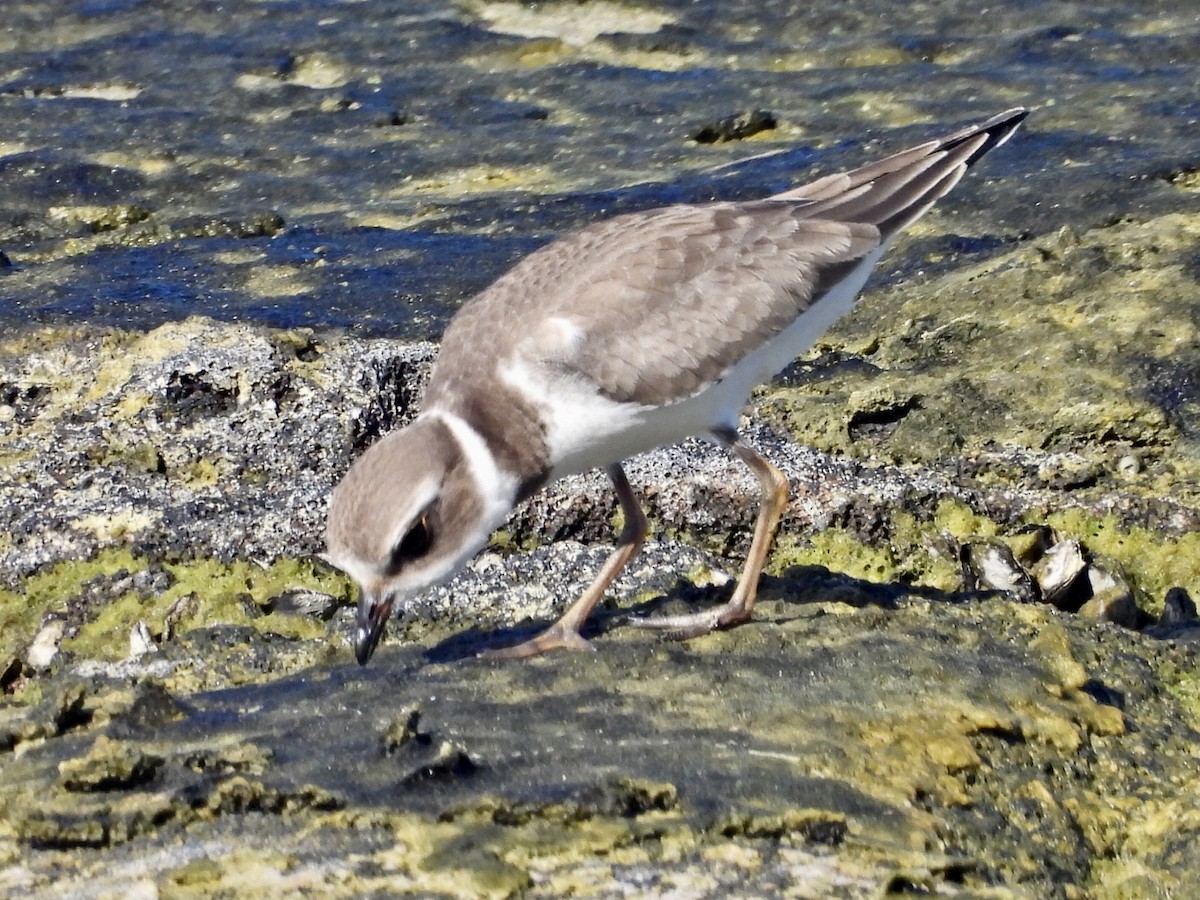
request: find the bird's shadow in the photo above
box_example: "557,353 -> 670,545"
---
422,564 -> 964,664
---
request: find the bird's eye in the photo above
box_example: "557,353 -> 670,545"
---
390,513 -> 433,570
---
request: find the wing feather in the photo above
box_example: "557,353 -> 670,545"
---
523,203 -> 881,405
430,108 -> 1027,410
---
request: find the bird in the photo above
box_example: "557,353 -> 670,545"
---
325,108 -> 1029,665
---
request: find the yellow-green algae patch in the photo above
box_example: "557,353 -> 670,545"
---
1,548 -> 142,669
116,803 -> 868,899
1042,509 -> 1200,612
757,213 -> 1200,505
65,557 -> 346,660
1,549 -> 352,680
4,730 -> 337,852
766,491 -> 1196,621
768,498 -> 1000,593
1164,665 -> 1200,732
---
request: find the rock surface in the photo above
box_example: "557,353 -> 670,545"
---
2,1 -> 1200,898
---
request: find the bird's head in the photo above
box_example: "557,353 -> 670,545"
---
324,416 -> 493,665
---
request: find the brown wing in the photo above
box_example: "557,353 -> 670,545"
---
529,203 -> 881,405
773,107 -> 1028,234
432,108 -> 1027,407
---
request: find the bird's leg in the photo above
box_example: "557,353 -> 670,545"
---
479,463 -> 648,659
628,429 -> 788,640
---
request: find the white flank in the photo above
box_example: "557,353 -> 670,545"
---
504,242 -> 890,480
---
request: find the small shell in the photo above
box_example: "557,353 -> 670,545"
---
1077,562 -> 1140,628
267,587 -> 340,620
1116,453 -> 1141,477
26,619 -> 66,671
961,541 -> 1039,604
129,621 -> 158,658
1032,539 -> 1088,609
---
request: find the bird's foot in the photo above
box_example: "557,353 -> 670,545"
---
477,621 -> 596,660
625,602 -> 753,642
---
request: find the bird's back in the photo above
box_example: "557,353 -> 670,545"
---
426,108 -> 1027,437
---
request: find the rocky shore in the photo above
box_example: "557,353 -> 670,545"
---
2,0 -> 1200,897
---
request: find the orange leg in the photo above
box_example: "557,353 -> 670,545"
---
627,430 -> 788,639
479,463 -> 648,659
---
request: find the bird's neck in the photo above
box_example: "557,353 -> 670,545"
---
424,365 -> 552,498
423,400 -> 545,515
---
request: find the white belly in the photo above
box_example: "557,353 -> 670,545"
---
505,244 -> 888,479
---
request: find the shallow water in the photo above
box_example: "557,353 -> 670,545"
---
0,0 -> 1196,337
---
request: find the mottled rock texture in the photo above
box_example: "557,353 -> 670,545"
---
2,0 -> 1199,897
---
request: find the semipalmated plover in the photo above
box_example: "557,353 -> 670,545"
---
326,108 -> 1028,664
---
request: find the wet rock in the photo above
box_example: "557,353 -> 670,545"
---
381,706 -> 423,755
0,152 -> 145,207
161,369 -> 238,422
107,681 -> 188,734
377,704 -> 475,784
180,741 -> 275,778
401,741 -> 475,786
58,736 -> 164,792
2,554 -> 1198,894
404,539 -> 722,643
0,317 -> 437,581
1159,587 -> 1198,627
578,776 -> 680,819
713,807 -> 844,843
693,109 -> 778,144
0,681 -> 93,753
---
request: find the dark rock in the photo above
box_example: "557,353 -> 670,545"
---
1159,587 -> 1198,627
693,109 -> 778,144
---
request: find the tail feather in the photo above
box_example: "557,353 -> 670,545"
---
773,108 -> 1028,238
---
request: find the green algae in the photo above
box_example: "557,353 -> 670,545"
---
1,548 -> 142,671
765,491 -> 1196,622
1041,509 -> 1200,612
1165,671 -> 1200,731
772,528 -> 912,586
758,214 -> 1200,509
67,555 -> 350,660
1,549 -> 352,682
768,498 -> 1000,592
